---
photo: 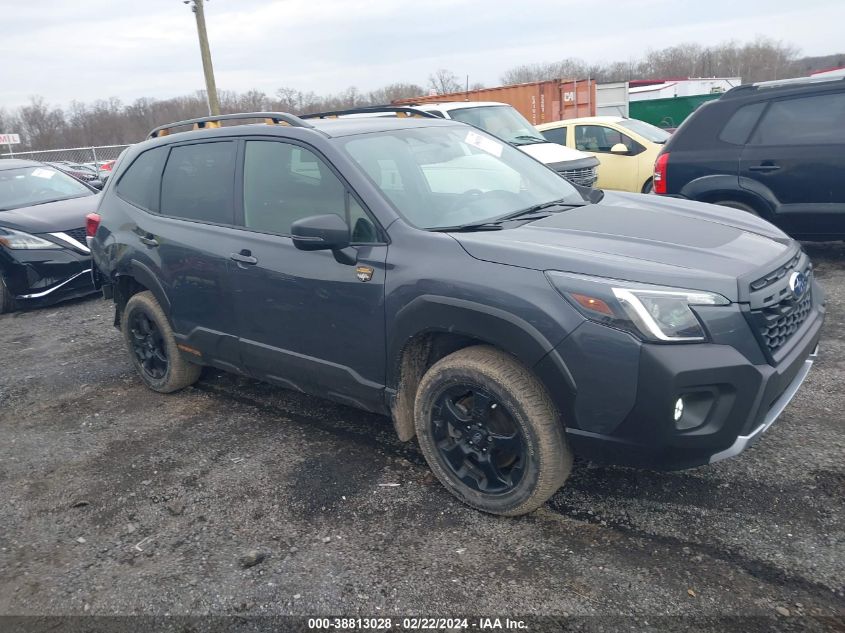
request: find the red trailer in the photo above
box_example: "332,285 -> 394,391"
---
393,79 -> 597,125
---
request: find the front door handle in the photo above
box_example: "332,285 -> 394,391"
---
230,250 -> 258,265
748,163 -> 781,173
139,234 -> 159,247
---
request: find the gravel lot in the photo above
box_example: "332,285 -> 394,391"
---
0,243 -> 843,632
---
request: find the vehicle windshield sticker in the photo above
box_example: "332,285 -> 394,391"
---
31,168 -> 55,179
465,130 -> 503,157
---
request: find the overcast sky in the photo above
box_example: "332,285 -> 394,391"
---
1,0 -> 843,109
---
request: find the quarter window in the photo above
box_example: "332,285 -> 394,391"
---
116,146 -> 168,211
750,92 -> 845,145
541,127 -> 567,145
160,142 -> 236,224
718,103 -> 765,145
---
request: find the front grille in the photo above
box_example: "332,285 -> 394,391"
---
560,166 -> 597,187
65,227 -> 87,244
750,251 -> 801,292
750,290 -> 813,354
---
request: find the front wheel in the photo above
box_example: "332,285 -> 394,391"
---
121,291 -> 201,393
414,345 -> 572,516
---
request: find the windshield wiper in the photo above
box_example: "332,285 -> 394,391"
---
511,135 -> 547,146
432,199 -> 586,233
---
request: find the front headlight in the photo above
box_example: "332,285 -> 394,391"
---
547,271 -> 730,342
0,228 -> 62,250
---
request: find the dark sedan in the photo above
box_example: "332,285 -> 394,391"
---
0,159 -> 100,313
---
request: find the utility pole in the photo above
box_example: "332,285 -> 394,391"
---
185,0 -> 220,116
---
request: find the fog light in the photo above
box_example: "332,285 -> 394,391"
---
673,397 -> 684,421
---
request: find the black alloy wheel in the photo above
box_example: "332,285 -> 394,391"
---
431,384 -> 526,494
129,311 -> 169,380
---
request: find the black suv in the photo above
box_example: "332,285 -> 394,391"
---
89,112 -> 824,516
654,75 -> 845,240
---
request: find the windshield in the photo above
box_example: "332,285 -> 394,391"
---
448,106 -> 546,146
341,125 -> 584,230
618,118 -> 671,143
0,165 -> 92,211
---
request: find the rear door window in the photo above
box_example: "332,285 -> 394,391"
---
115,146 -> 168,212
159,142 -> 237,224
750,92 -> 845,145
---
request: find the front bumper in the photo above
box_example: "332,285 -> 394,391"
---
537,285 -> 825,469
1,247 -> 97,308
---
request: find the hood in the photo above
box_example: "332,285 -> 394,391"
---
450,191 -> 794,301
0,194 -> 100,233
519,142 -> 594,165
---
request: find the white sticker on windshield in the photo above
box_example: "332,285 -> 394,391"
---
31,168 -> 55,179
464,130 -> 503,158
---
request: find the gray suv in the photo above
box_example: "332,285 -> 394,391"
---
87,112 -> 824,516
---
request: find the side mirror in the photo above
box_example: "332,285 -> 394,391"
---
610,143 -> 629,155
291,213 -> 351,252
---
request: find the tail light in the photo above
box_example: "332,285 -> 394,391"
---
653,152 -> 669,195
85,213 -> 101,238
100,161 -> 115,172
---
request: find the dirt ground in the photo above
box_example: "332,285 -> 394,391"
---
0,243 -> 843,632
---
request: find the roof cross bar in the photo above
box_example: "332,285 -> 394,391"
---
300,106 -> 440,120
147,112 -> 314,139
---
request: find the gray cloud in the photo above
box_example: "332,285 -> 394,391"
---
1,0 -> 843,108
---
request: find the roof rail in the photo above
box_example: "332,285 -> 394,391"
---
300,106 -> 439,120
724,74 -> 845,98
147,112 -> 314,139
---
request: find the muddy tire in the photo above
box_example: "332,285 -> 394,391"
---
414,345 -> 572,516
121,291 -> 201,393
0,277 -> 17,314
712,200 -> 759,216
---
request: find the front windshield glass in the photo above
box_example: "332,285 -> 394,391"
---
341,125 -> 584,230
0,166 -> 92,211
448,106 -> 546,145
618,118 -> 671,143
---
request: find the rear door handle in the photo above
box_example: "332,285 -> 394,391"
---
748,163 -> 781,172
139,234 -> 159,247
230,250 -> 258,265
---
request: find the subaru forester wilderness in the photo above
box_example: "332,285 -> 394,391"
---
88,112 -> 824,516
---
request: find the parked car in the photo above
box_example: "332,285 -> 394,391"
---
654,75 -> 845,239
45,161 -> 104,189
536,116 -> 670,193
0,159 -> 99,313
304,103 -> 601,187
89,112 -> 823,516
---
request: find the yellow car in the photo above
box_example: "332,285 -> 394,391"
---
536,116 -> 670,193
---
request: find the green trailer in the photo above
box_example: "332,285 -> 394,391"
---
629,93 -> 722,129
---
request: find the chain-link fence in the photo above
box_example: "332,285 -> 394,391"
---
0,145 -> 131,178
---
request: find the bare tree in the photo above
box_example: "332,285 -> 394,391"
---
428,69 -> 462,95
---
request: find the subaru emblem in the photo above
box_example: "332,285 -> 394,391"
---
788,271 -> 808,300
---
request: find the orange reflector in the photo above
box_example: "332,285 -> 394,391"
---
176,344 -> 202,357
571,293 -> 614,316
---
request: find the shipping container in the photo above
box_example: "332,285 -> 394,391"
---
393,79 -> 597,125
629,93 -> 722,129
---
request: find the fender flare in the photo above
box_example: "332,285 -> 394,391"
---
680,174 -> 775,218
388,294 -> 576,392
117,259 -> 171,316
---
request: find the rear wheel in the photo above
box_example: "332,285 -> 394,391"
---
121,291 -> 201,393
641,178 -> 654,194
712,200 -> 759,216
0,277 -> 17,314
414,345 -> 572,516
